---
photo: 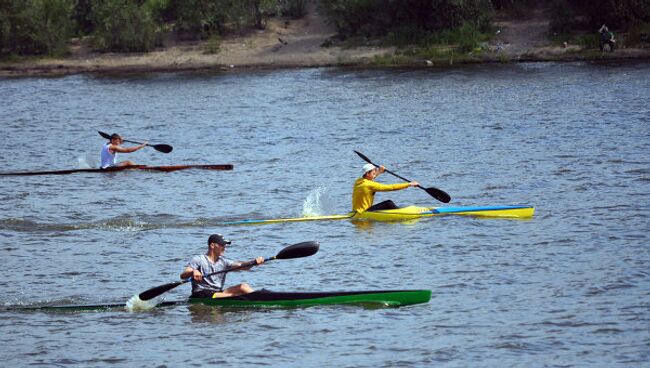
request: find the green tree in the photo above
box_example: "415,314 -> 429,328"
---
549,0 -> 575,34
28,0 -> 75,55
321,0 -> 493,39
144,0 -> 174,24
575,0 -> 650,29
277,0 -> 306,18
168,0 -> 281,39
0,0 -> 13,55
91,0 -> 158,52
168,0 -> 226,38
0,0 -> 74,57
73,0 -> 94,35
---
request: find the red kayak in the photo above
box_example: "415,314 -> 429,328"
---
0,164 -> 234,176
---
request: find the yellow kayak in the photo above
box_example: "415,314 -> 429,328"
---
223,205 -> 534,225
354,205 -> 534,221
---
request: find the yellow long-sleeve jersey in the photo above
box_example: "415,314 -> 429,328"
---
351,178 -> 409,213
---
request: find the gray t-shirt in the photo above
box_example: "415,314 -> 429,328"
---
186,255 -> 237,293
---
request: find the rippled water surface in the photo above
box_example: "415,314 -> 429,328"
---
1,62 -> 649,367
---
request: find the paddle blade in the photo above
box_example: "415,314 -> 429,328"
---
354,150 -> 373,165
138,280 -> 185,301
424,186 -> 451,203
98,130 -> 111,140
151,144 -> 173,153
275,241 -> 319,260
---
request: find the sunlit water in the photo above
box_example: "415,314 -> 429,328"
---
0,62 -> 649,367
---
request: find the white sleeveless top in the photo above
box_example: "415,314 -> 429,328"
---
100,143 -> 116,168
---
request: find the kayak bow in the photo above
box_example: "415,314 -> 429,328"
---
0,164 -> 234,176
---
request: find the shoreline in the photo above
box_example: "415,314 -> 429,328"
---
2,49 -> 650,77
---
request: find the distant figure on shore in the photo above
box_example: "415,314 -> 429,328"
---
599,25 -> 616,52
100,133 -> 147,168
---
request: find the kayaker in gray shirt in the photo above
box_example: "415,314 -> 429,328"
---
181,233 -> 264,298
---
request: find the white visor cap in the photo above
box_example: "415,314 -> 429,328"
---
362,163 -> 376,175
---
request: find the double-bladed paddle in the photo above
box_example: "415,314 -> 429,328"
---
98,130 -> 173,154
354,150 -> 451,203
138,241 -> 320,301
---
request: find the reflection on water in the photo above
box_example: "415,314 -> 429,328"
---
350,219 -> 377,231
188,304 -> 228,324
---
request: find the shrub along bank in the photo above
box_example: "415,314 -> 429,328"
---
0,0 -> 307,57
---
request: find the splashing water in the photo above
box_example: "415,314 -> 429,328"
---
77,155 -> 96,169
125,295 -> 159,312
97,216 -> 148,232
302,187 -> 335,216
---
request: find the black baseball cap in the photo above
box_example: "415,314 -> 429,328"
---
208,233 -> 231,246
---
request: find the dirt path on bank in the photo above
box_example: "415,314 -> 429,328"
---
492,8 -> 553,56
212,0 -> 393,67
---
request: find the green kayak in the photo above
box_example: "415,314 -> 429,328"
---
19,289 -> 431,312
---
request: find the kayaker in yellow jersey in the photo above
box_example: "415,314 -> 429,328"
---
100,133 -> 147,168
181,233 -> 265,298
352,163 -> 419,213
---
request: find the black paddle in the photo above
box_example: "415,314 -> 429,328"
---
354,150 -> 451,203
98,130 -> 173,154
138,241 -> 320,301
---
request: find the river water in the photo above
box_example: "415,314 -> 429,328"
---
0,62 -> 648,367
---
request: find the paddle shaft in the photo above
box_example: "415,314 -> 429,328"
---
98,131 -> 172,153
378,167 -> 420,188
123,138 -> 148,146
198,257 -> 267,279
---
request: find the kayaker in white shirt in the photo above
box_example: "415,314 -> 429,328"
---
100,133 -> 147,168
